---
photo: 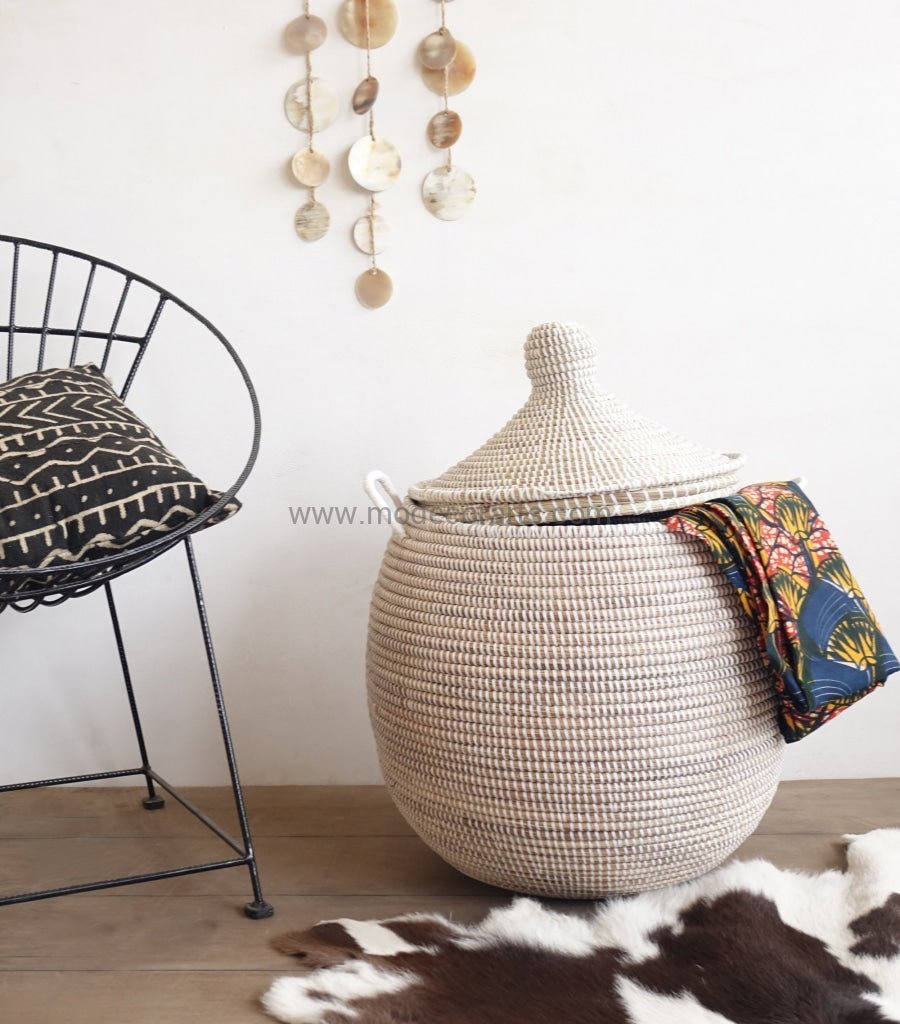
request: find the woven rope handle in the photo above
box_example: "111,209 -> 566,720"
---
365,470 -> 406,538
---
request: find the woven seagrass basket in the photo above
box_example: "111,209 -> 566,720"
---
365,323 -> 784,898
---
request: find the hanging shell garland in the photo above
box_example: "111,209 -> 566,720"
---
284,4 -> 333,243
419,1 -> 475,222
344,0 -> 400,306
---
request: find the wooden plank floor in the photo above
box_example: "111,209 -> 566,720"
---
0,780 -> 896,1023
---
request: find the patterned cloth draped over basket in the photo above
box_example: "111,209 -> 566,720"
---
366,322 -> 785,899
668,482 -> 898,742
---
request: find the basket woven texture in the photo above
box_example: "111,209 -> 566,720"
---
410,321 -> 744,524
367,323 -> 784,898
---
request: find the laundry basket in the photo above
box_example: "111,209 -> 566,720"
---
365,322 -> 784,898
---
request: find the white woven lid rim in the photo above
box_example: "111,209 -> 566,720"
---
410,459 -> 743,505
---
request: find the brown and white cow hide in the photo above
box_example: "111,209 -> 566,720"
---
263,829 -> 900,1023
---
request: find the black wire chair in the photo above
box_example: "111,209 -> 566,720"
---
0,234 -> 272,918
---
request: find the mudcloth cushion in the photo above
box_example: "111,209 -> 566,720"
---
0,363 -> 235,574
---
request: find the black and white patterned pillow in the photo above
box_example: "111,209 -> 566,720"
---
0,363 -> 236,572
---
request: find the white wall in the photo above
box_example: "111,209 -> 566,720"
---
0,0 -> 897,785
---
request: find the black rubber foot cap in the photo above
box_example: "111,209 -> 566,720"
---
142,795 -> 166,810
245,900 -> 275,920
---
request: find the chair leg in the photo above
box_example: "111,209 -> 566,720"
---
104,582 -> 164,810
183,537 -> 274,920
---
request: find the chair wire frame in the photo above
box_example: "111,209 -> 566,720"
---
0,235 -> 272,918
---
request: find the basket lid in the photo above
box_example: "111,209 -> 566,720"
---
409,321 -> 743,523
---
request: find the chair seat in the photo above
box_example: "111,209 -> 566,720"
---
1,529 -> 188,610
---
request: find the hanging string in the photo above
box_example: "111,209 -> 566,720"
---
364,0 -> 373,77
363,0 -> 378,269
443,65 -> 452,170
441,0 -> 450,168
304,9 -> 316,202
365,0 -> 375,140
304,68 -> 315,143
368,194 -> 377,270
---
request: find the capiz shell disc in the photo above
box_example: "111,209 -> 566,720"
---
284,14 -> 327,54
356,267 -> 393,308
352,76 -> 379,115
291,148 -> 330,187
338,0 -> 398,49
422,165 -> 476,220
284,77 -> 339,132
348,136 -> 402,192
419,29 -> 457,70
295,200 -> 330,241
352,212 -> 392,255
421,40 -> 476,96
427,110 -> 462,148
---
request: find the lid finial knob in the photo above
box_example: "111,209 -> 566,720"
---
524,322 -> 597,389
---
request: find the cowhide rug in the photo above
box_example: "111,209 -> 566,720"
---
263,830 -> 900,1023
